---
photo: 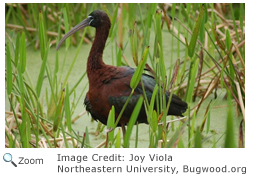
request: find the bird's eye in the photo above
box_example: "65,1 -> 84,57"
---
88,16 -> 94,25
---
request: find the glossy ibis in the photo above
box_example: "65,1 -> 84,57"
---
56,10 -> 187,136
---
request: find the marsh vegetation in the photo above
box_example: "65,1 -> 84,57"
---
5,3 -> 245,148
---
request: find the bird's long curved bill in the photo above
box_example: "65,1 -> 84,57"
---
56,17 -> 92,50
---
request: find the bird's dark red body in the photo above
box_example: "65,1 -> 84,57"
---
57,10 -> 187,129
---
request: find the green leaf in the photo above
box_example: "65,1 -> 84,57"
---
171,3 -> 176,19
225,29 -> 232,51
53,88 -> 65,132
142,3 -> 156,51
230,4 -> 240,43
6,44 -> 13,95
240,4 -> 244,33
63,7 -> 70,49
185,57 -> 199,103
157,43 -> 166,83
194,127 -> 202,148
107,106 -> 115,145
130,46 -> 149,89
206,110 -> 211,134
180,3 -> 192,30
38,12 -> 46,60
130,23 -> 138,66
124,96 -> 143,148
20,32 -> 26,73
17,64 -> 29,147
116,48 -> 122,67
85,127 -> 90,147
203,4 -> 208,23
224,91 -> 236,148
14,31 -> 20,67
151,110 -> 158,133
148,84 -> 158,121
188,4 -> 205,57
225,29 -> 235,88
109,4 -> 119,38
65,84 -> 72,132
115,129 -> 121,148
36,42 -> 49,97
128,3 -> 136,27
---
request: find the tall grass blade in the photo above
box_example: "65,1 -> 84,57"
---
20,32 -> 26,73
230,4 -> 240,43
157,43 -> 166,83
135,123 -> 138,148
142,3 -> 156,52
38,12 -> 46,60
206,109 -> 211,134
149,110 -> 158,148
17,64 -> 29,147
115,129 -> 121,148
130,46 -> 149,89
194,127 -> 202,148
199,4 -> 207,44
53,88 -> 65,132
36,42 -> 49,97
63,7 -> 70,49
116,48 -> 122,67
185,57 -> 199,103
130,22 -> 138,66
224,91 -> 236,148
60,122 -> 68,148
124,96 -> 143,148
109,4 -> 119,38
106,106 -> 115,146
148,84 -> 158,121
188,4 -> 204,57
6,44 -> 13,95
65,84 -> 72,132
14,31 -> 20,66
171,3 -> 176,20
85,127 -> 90,147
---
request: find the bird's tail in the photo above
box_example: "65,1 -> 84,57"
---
167,94 -> 188,117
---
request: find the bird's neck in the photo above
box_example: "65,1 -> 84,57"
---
87,25 -> 109,71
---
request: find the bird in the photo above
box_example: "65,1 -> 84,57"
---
56,10 -> 187,137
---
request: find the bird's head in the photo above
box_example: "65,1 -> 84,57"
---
56,10 -> 111,50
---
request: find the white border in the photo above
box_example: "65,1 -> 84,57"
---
2,1 -> 253,179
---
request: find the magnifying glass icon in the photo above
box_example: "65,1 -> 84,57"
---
3,153 -> 17,167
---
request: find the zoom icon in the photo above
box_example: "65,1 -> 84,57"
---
3,153 -> 17,167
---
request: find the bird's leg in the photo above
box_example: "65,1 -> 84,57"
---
121,123 -> 126,138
